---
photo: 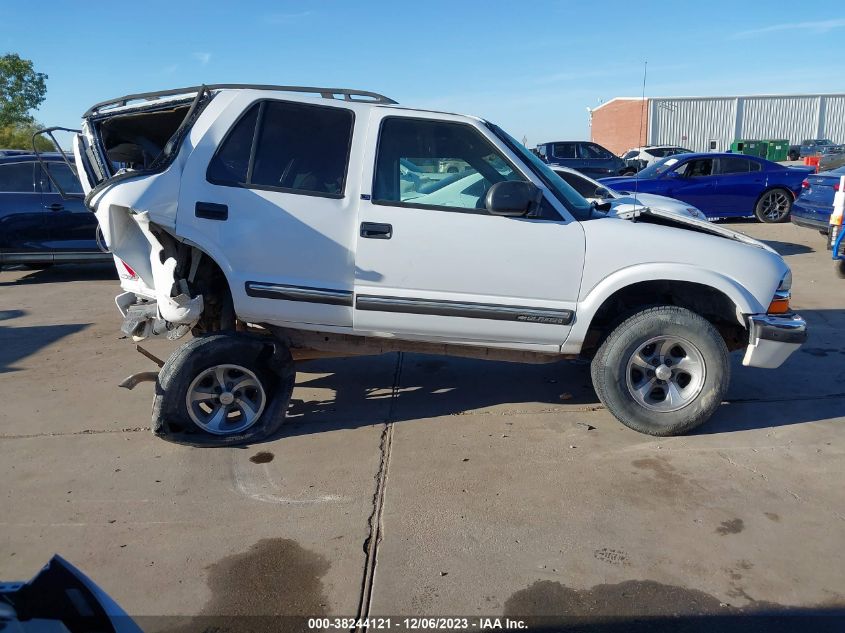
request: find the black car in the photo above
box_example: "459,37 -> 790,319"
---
0,153 -> 109,267
535,140 -> 627,178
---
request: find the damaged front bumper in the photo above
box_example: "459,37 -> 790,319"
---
742,313 -> 807,369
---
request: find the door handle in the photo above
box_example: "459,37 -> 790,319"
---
360,222 -> 392,239
195,201 -> 228,221
46,203 -> 64,211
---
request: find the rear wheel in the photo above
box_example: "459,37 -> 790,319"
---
591,306 -> 729,436
835,259 -> 845,279
755,188 -> 792,223
151,333 -> 295,445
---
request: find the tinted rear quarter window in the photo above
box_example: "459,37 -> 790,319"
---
0,162 -> 35,192
207,104 -> 259,185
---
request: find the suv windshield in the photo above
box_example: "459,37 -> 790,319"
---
487,124 -> 592,220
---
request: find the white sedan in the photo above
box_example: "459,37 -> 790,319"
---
552,166 -> 708,221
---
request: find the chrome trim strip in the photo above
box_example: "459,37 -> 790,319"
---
355,295 -> 573,325
244,282 -> 353,307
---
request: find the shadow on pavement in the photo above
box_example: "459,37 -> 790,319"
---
0,321 -> 90,373
282,307 -> 844,439
0,263 -> 116,286
762,239 -> 815,255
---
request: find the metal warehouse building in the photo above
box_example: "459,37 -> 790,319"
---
590,93 -> 845,156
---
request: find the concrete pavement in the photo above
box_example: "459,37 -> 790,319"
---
1,219 -> 843,627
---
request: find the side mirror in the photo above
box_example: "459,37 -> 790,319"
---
485,180 -> 541,217
594,186 -> 610,198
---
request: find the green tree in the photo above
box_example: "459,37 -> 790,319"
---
0,53 -> 48,127
0,121 -> 54,150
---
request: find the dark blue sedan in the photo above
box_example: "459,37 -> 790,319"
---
791,166 -> 845,233
0,153 -> 109,267
600,153 -> 813,222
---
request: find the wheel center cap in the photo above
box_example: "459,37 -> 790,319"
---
655,365 -> 672,381
219,392 -> 235,405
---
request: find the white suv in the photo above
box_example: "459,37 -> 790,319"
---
60,84 -> 806,442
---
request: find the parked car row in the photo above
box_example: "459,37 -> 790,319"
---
0,152 -> 109,267
599,153 -> 813,223
787,138 -> 845,162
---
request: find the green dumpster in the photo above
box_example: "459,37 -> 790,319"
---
764,139 -> 789,162
730,139 -> 768,158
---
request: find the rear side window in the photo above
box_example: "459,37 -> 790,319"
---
552,143 -> 577,159
207,100 -> 354,197
717,157 -> 751,175
0,162 -> 35,192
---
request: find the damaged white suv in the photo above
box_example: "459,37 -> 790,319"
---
50,84 -> 806,441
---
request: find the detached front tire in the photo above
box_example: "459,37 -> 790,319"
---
152,333 -> 295,446
591,306 -> 729,436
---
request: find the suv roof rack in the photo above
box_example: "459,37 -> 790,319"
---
85,84 -> 397,116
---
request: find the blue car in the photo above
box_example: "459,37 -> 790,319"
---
0,153 -> 109,267
599,152 -> 813,222
791,166 -> 845,233
535,141 -> 627,178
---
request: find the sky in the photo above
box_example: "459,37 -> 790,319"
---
3,0 -> 845,148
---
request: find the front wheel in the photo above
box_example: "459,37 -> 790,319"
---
591,306 -> 729,436
755,189 -> 793,223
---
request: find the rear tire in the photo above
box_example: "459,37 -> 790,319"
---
835,259 -> 845,279
151,333 -> 295,446
591,306 -> 729,436
754,188 -> 792,223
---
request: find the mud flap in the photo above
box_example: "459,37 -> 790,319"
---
150,333 -> 296,447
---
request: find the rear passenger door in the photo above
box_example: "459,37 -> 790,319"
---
178,97 -> 364,328
714,157 -> 762,215
0,161 -> 50,261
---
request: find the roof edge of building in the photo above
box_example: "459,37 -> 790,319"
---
593,92 -> 845,112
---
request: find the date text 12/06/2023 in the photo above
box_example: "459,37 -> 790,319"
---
307,617 -> 528,630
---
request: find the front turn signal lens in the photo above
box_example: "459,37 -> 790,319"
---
767,291 -> 791,314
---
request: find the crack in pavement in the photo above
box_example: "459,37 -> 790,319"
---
355,352 -> 402,629
0,426 -> 151,440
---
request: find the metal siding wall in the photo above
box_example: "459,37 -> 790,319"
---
740,96 -> 818,142
822,96 -> 845,142
649,98 -> 736,152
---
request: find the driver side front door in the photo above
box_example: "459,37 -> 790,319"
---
664,158 -> 718,215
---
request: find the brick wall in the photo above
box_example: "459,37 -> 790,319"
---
591,99 -> 649,155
